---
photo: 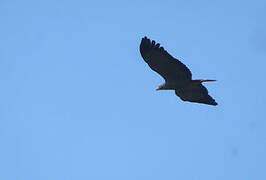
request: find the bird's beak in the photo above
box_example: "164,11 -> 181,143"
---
156,87 -> 160,91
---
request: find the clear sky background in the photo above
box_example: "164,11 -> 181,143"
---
1,0 -> 266,179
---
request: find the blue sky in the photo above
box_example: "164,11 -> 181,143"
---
1,0 -> 266,179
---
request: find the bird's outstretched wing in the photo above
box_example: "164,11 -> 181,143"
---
175,84 -> 217,106
140,36 -> 192,82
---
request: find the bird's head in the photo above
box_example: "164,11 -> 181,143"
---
156,83 -> 166,90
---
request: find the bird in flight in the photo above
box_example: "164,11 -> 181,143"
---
139,36 -> 217,106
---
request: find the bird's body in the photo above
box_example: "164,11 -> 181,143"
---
139,36 -> 217,106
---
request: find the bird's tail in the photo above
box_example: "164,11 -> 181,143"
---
199,79 -> 216,82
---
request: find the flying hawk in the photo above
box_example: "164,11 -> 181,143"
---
139,36 -> 217,106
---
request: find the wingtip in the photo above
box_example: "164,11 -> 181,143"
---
142,36 -> 148,40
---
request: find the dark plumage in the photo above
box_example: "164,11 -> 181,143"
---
140,36 -> 217,106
